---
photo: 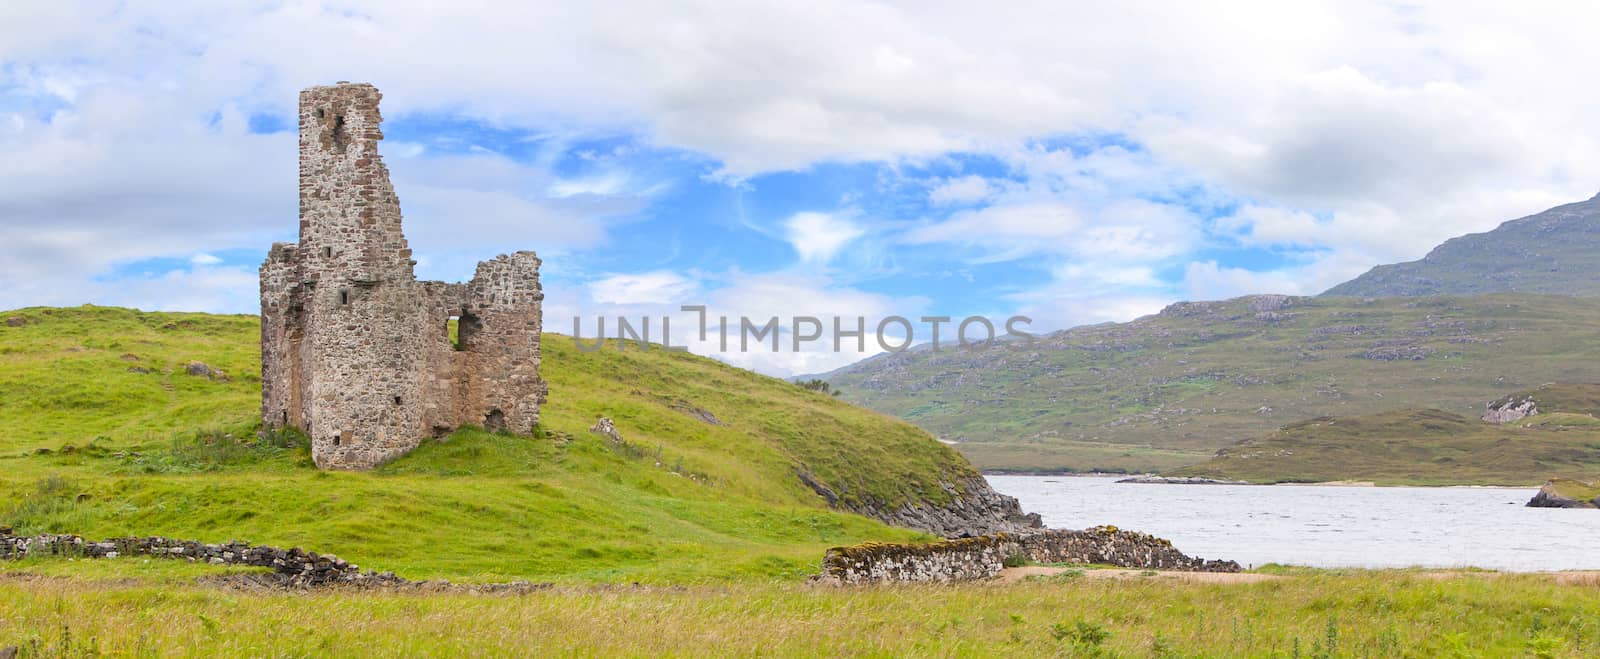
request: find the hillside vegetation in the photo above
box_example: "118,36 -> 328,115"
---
1325,193 -> 1600,297
0,305 -> 1003,582
823,294 -> 1600,473
1168,384 -> 1600,485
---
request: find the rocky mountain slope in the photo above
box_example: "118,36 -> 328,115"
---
0,305 -> 1034,582
1324,192 -> 1600,297
823,294 -> 1600,473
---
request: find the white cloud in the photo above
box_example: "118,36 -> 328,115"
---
905,202 -> 1082,248
1215,206 -> 1325,248
784,212 -> 864,264
927,175 -> 993,205
544,267 -> 919,377
904,197 -> 1198,264
589,271 -> 699,305
1183,261 -> 1306,300
548,173 -> 628,198
7,0 -> 1600,372
189,253 -> 222,265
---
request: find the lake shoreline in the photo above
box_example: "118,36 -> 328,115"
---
984,471 -> 1540,489
988,474 -> 1584,572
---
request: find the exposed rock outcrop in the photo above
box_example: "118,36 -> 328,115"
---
184,361 -> 228,381
589,417 -> 623,442
1484,395 -> 1539,423
809,472 -> 1042,538
1527,478 -> 1599,508
817,526 -> 1240,584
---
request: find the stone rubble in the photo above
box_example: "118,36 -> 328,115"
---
817,526 -> 1241,584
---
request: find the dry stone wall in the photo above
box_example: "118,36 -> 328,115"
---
2,530 -> 399,587
818,527 -> 1241,584
261,83 -> 545,470
0,529 -> 549,592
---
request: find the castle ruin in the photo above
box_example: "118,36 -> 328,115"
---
260,82 -> 546,470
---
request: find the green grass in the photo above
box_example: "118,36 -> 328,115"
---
824,294 -> 1600,474
3,568 -> 1599,656
0,305 -> 1000,582
1170,385 -> 1600,485
1546,477 -> 1600,503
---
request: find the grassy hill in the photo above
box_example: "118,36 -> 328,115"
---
1324,193 -> 1600,297
822,294 -> 1600,474
0,305 -> 1008,582
1167,384 -> 1600,485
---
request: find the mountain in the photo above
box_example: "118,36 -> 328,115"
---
0,305 -> 1030,582
1324,193 -> 1600,297
1166,384 -> 1600,485
823,294 -> 1600,474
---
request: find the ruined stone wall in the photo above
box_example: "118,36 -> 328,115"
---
818,527 -> 1241,584
0,529 -> 546,592
261,82 -> 544,470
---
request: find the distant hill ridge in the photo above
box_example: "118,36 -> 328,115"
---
824,294 -> 1600,473
823,191 -> 1600,475
1169,383 -> 1600,486
1324,192 -> 1600,297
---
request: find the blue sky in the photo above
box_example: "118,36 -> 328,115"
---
3,2 -> 1599,375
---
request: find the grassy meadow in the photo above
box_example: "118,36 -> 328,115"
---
6,305 -> 1600,656
4,565 -> 1600,657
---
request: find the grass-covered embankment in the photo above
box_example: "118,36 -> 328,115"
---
0,305 -> 1003,582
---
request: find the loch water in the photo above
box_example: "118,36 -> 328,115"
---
988,475 -> 1600,572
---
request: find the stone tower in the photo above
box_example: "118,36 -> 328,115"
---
260,82 -> 546,470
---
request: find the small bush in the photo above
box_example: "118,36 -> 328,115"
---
1050,620 -> 1111,646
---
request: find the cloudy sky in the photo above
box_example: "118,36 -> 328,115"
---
3,2 -> 1599,375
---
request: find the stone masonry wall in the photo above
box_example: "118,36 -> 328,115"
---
0,529 -> 546,592
261,83 -> 545,470
818,527 -> 1241,584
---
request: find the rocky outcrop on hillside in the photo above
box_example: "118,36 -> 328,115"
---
1484,395 -> 1539,423
1527,479 -> 1599,509
800,470 -> 1042,538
